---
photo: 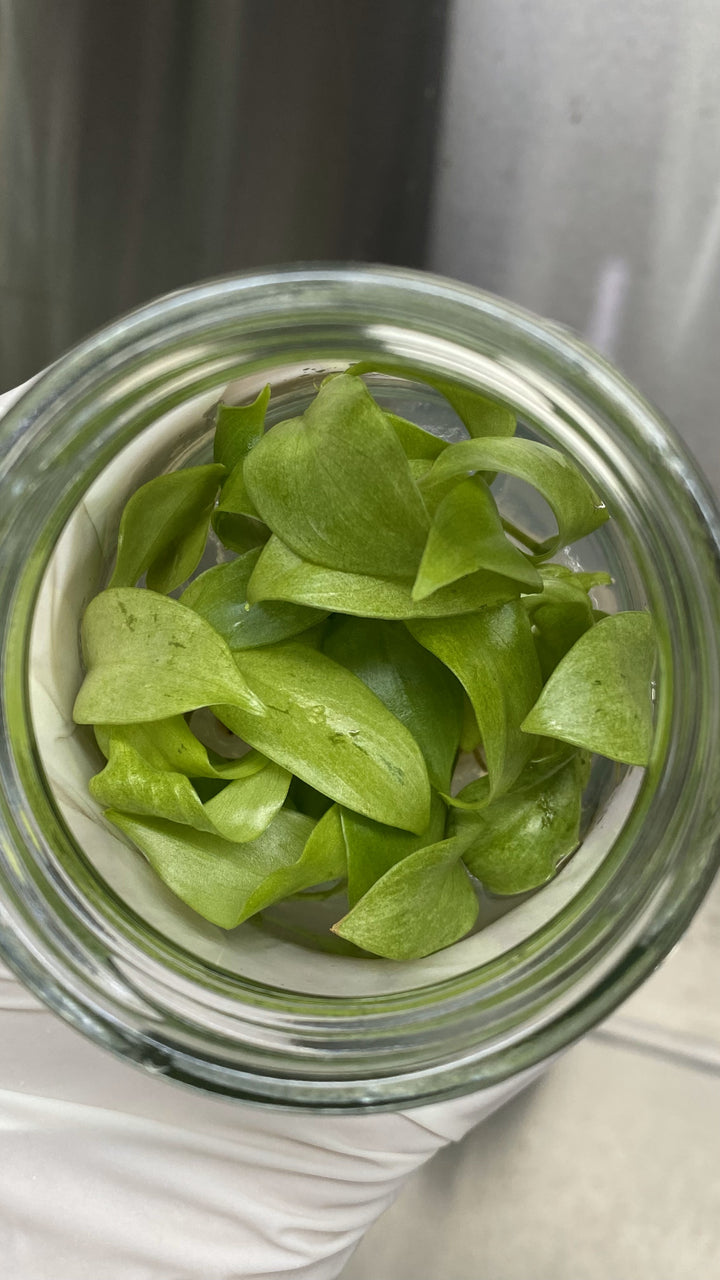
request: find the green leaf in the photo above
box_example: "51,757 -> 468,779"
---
242,803 -> 347,917
212,386 -> 270,472
425,437 -> 608,558
413,477 -> 542,601
324,617 -> 464,792
218,641 -> 432,833
348,363 -> 517,438
385,412 -> 448,460
460,696 -> 482,753
408,603 -> 543,798
94,716 -> 265,780
523,566 -> 612,677
91,730 -> 290,842
243,373 -> 429,579
73,588 -> 263,724
521,611 -> 655,765
108,464 -> 225,594
450,754 -> 584,894
341,791 -> 447,907
247,535 -> 522,619
181,549 -> 327,649
107,807 -> 315,929
212,470 -> 271,554
332,835 -> 478,959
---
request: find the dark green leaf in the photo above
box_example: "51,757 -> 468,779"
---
450,754 -> 584,893
413,477 -> 542,601
408,603 -> 543,798
324,617 -> 464,792
243,373 -> 429,579
181,549 -> 327,649
109,464 -> 225,593
247,535 -> 522,619
341,791 -> 447,907
332,834 -> 478,959
73,588 -> 263,724
425,437 -> 608,558
523,566 -> 612,678
521,611 -> 655,764
212,386 -> 270,472
107,807 -> 315,929
218,641 -> 432,833
348,363 -> 516,438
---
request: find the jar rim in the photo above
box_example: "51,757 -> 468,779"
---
1,263 -> 719,1110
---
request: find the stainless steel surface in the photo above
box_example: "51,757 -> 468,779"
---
0,0 -> 446,385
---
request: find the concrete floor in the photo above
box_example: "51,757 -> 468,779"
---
342,877 -> 720,1279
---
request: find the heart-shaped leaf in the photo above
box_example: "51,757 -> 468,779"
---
408,603 -> 543,798
332,834 -> 478,959
348,363 -> 517,438
243,373 -> 429,579
181,549 -> 327,649
425,437 -> 608,558
341,791 -> 447,907
73,588 -> 263,724
247,535 -> 522,619
413,477 -> 542,601
219,641 -> 432,833
450,753 -> 585,893
324,617 -> 464,792
107,807 -> 315,929
108,464 -> 225,593
521,611 -> 655,764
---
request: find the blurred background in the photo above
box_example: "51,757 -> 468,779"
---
1,1 -> 718,1276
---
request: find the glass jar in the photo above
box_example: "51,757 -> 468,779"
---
0,265 -> 719,1112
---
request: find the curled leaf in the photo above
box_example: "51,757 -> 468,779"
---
425,437 -> 608,558
247,535 -> 522,619
181,549 -> 326,649
107,807 -> 315,929
219,641 -> 432,833
109,464 -> 225,593
408,602 -> 542,798
385,411 -> 448,460
413,477 -> 542,601
348,363 -> 517,438
332,834 -> 478,959
341,791 -> 447,907
324,617 -> 464,792
73,588 -> 263,724
523,565 -> 612,677
521,611 -> 655,764
94,716 -> 265,780
242,803 -> 347,917
450,754 -> 584,894
243,373 -> 429,579
212,386 -> 270,472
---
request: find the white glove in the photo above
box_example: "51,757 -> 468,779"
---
0,379 -> 542,1280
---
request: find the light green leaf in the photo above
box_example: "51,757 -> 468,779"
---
218,641 -> 432,833
107,807 -> 315,929
521,611 -> 655,765
523,566 -> 612,678
242,804 -> 347,917
413,477 -> 542,601
203,761 -> 291,842
94,716 -> 265,780
324,617 -> 464,792
73,588 -> 263,724
408,603 -> 542,798
212,386 -> 270,472
332,835 -> 478,959
243,373 -> 429,579
108,464 -> 225,593
341,791 -> 447,907
450,754 -> 584,894
348,363 -> 516,438
181,549 -> 327,649
425,437 -> 608,558
247,535 -> 522,620
385,412 -> 448,460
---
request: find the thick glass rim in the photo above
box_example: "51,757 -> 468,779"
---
1,263 -> 719,1110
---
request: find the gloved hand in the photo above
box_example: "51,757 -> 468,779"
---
0,379 -> 541,1280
